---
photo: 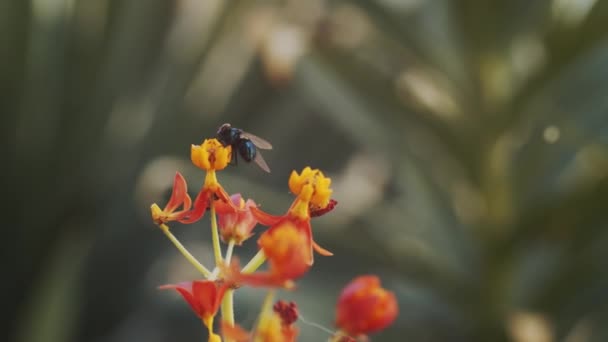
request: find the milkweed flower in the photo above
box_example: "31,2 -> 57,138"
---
191,138 -> 232,171
180,139 -> 236,223
150,172 -> 192,225
251,167 -> 335,265
335,275 -> 398,337
160,280 -> 231,342
215,193 -> 258,245
224,222 -> 311,289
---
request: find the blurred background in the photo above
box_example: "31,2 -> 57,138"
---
3,0 -> 608,341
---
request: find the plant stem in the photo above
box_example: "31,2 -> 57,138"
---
210,201 -> 223,267
220,289 -> 235,342
158,224 -> 212,278
241,249 -> 267,274
225,239 -> 236,264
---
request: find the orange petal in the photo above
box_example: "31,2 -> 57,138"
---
312,240 -> 333,256
221,321 -> 251,342
251,206 -> 283,226
336,275 -> 398,336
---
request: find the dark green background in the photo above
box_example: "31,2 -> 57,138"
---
3,0 -> 608,341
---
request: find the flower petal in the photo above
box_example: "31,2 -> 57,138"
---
179,190 -> 210,224
159,282 -> 203,317
192,280 -> 228,318
165,172 -> 189,212
312,240 -> 333,256
251,206 -> 283,226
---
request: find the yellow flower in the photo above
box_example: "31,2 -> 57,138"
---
288,167 -> 332,209
191,139 -> 232,171
178,139 -> 237,224
251,166 -> 335,265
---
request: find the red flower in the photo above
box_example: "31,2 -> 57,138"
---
215,193 -> 258,244
335,275 -> 398,337
150,172 -> 192,225
160,280 -> 230,340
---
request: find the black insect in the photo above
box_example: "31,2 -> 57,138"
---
216,123 -> 273,172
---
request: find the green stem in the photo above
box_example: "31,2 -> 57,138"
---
241,249 -> 267,274
260,290 -> 275,316
220,289 -> 235,342
158,224 -> 212,278
210,201 -> 223,267
225,239 -> 236,264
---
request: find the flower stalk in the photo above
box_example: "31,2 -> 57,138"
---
242,249 -> 267,274
210,201 -> 223,267
158,223 -> 212,278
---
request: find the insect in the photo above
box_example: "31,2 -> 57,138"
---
216,123 -> 273,172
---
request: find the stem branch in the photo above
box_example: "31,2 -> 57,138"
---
241,249 -> 267,274
210,202 -> 223,267
158,224 -> 212,278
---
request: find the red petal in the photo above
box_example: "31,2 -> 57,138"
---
214,198 -> 236,214
215,186 -> 235,206
182,192 -> 192,211
251,206 -> 283,226
165,172 -> 189,213
179,190 -> 210,224
192,281 -> 227,317
159,282 -> 203,317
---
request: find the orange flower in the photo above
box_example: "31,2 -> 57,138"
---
251,167 -> 335,265
150,172 -> 192,225
180,139 -> 236,224
160,280 -> 230,341
224,222 -> 311,289
215,193 -> 258,245
335,275 -> 398,337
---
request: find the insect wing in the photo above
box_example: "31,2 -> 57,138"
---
253,150 -> 271,173
240,131 -> 273,150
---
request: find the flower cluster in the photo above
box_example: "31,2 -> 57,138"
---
151,136 -> 398,341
